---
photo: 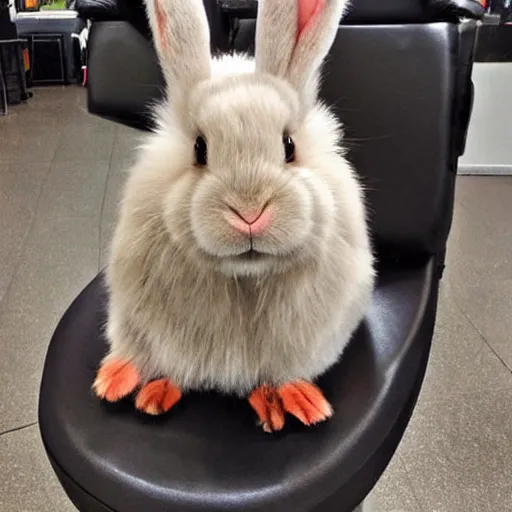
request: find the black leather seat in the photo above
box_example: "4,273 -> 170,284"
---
39,1 -> 483,511
41,264 -> 436,512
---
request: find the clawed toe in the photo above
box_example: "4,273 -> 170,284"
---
249,385 -> 285,432
279,381 -> 333,426
135,379 -> 182,415
94,360 -> 181,416
93,358 -> 141,402
94,362 -> 330,429
249,381 -> 332,432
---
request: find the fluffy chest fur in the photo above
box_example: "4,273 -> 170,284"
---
107,212 -> 372,395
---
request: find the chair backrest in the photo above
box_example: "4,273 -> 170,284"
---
85,0 -> 228,129
85,0 -> 481,268
77,0 -> 230,50
323,24 -> 465,265
230,5 -> 480,268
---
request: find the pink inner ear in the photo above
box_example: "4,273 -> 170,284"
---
298,0 -> 326,41
155,0 -> 168,51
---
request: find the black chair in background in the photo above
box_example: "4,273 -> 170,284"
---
0,0 -> 31,114
74,0 -> 230,128
38,1 -> 484,511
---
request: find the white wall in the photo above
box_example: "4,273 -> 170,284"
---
459,62 -> 512,175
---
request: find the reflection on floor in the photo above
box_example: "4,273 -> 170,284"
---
1,87 -> 511,512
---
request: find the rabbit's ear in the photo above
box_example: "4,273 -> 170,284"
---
255,0 -> 347,108
145,0 -> 211,91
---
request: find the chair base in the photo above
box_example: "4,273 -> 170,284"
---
49,444 -> 368,512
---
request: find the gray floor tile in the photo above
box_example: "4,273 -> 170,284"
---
400,388 -> 512,512
4,87 -> 104,132
111,124 -> 144,165
99,128 -> 147,268
419,281 -> 512,400
43,87 -> 116,164
2,92 -> 78,129
389,279 -> 512,512
0,425 -> 75,511
0,216 -> 99,432
0,160 -> 50,210
29,85 -> 85,108
445,201 -> 512,283
38,160 -> 110,220
69,107 -> 120,133
456,176 -> 512,235
366,453 -> 423,512
98,126 -> 142,268
99,158 -> 132,269
0,122 -> 62,164
0,161 -> 51,301
451,278 -> 512,371
53,120 -> 116,164
0,209 -> 31,303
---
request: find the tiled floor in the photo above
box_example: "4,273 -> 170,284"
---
0,87 -> 511,512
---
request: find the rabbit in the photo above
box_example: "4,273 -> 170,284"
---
93,0 -> 375,433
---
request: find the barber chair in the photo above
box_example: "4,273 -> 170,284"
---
38,1 -> 484,510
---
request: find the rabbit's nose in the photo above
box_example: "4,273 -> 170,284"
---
226,206 -> 273,236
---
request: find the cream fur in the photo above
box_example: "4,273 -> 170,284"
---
103,0 -> 374,395
256,0 -> 349,110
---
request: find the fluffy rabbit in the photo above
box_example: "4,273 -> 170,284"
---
93,0 -> 375,432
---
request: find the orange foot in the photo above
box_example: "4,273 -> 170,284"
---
135,379 -> 182,416
93,358 -> 141,402
248,385 -> 285,433
249,381 -> 333,433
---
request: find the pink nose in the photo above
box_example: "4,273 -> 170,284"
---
226,206 -> 273,236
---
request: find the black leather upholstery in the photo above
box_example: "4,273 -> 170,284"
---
325,24 -> 457,261
76,0 -> 485,24
76,0 -> 121,21
40,262 -> 437,512
87,21 -> 164,129
85,20 -> 160,129
222,0 -> 485,22
346,0 -> 484,22
77,0 -> 230,51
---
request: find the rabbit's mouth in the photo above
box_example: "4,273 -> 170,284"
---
218,248 -> 287,277
237,249 -> 265,261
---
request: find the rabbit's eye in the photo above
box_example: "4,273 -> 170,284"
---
194,136 -> 208,166
283,135 -> 295,164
